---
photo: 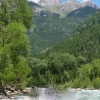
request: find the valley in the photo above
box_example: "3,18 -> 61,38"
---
0,0 -> 100,99
28,0 -> 98,54
27,0 -> 100,89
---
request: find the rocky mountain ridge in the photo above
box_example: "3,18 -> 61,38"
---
28,0 -> 98,8
28,0 -> 62,5
81,0 -> 98,8
28,0 -> 99,17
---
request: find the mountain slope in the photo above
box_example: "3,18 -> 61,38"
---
81,0 -> 98,8
30,0 -> 99,17
28,3 -> 98,54
67,6 -> 98,18
45,10 -> 100,61
28,0 -> 62,5
29,17 -> 82,53
43,0 -> 81,17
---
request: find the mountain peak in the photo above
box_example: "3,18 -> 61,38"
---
39,0 -> 62,5
68,0 -> 76,2
81,0 -> 98,8
81,0 -> 92,4
28,0 -> 40,3
81,0 -> 92,3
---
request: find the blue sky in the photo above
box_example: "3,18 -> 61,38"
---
62,0 -> 100,7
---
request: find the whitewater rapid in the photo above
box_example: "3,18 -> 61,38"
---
1,88 -> 100,100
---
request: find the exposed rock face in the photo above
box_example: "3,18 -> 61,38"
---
28,0 -> 98,9
28,0 -> 99,17
39,0 -> 62,5
68,0 -> 76,3
81,0 -> 99,8
60,0 -> 81,15
81,0 -> 92,4
28,0 -> 62,5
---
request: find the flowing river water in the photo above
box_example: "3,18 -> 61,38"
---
1,88 -> 100,100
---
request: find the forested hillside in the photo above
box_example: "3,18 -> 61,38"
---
46,10 -> 100,61
29,6 -> 98,54
67,6 -> 98,18
29,17 -> 82,53
30,9 -> 100,89
1,0 -> 100,91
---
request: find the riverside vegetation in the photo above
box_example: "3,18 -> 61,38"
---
0,0 -> 100,97
0,0 -> 33,90
30,10 -> 100,89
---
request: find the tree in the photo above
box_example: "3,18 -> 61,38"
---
92,59 -> 100,78
78,64 -> 92,80
0,22 -> 31,88
0,0 -> 33,88
1,0 -> 33,29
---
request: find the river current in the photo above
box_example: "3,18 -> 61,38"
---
1,88 -> 100,100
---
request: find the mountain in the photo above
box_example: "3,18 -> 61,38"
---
28,0 -> 99,17
28,1 -> 45,17
29,17 -> 82,54
28,1 -> 60,17
27,0 -> 99,54
45,10 -> 100,61
39,0 -> 62,6
81,0 -> 98,9
81,0 -> 92,5
28,7 -> 98,54
28,0 -> 62,6
42,0 -> 82,17
67,6 -> 98,18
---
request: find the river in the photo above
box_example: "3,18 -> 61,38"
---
1,88 -> 100,100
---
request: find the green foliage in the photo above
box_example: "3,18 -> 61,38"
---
14,57 -> 31,89
2,64 -> 16,84
67,6 -> 98,18
1,58 -> 31,89
0,22 -> 30,68
1,0 -> 33,29
5,22 -> 29,57
28,4 -> 98,54
92,59 -> 100,77
0,22 -> 31,88
63,71 -> 70,82
78,64 -> 92,80
27,57 -> 48,86
71,59 -> 100,89
0,0 -> 33,88
72,78 -> 80,88
1,0 -> 99,89
46,10 -> 100,61
30,9 -> 100,88
77,55 -> 87,65
29,17 -> 83,54
92,77 -> 100,89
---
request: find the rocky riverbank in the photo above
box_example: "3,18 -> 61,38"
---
0,84 -> 38,99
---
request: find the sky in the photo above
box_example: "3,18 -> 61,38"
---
62,0 -> 100,7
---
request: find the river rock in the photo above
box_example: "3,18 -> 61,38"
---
0,84 -> 23,98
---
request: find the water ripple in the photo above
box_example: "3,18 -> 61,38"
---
1,88 -> 100,100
